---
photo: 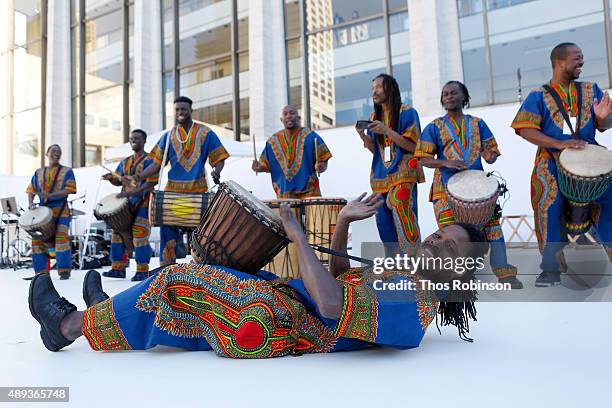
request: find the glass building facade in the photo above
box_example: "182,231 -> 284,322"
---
1,0 -> 611,174
286,0 -> 410,130
0,0 -> 45,175
458,0 -> 611,105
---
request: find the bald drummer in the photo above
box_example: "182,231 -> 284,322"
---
252,106 -> 332,199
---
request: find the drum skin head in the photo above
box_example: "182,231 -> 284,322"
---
96,194 -> 129,215
263,199 -> 302,208
20,207 -> 53,227
224,181 -> 282,225
559,144 -> 612,177
447,170 -> 499,202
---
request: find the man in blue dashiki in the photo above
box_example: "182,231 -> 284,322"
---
131,96 -> 230,266
101,129 -> 157,281
252,105 -> 332,198
355,74 -> 425,252
511,43 -> 612,287
25,145 -> 77,280
28,193 -> 488,355
415,81 -> 523,289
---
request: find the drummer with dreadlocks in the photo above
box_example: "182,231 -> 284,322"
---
356,74 -> 425,253
29,191 -> 488,355
414,81 -> 523,289
511,42 -> 612,287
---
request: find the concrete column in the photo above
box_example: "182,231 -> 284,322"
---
45,0 -> 72,166
134,0 -> 163,134
0,0 -> 13,173
408,0 -> 464,117
248,0 -> 288,142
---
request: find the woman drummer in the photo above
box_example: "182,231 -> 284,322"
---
414,81 -> 523,289
25,144 -> 77,280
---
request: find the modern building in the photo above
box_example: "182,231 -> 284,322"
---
1,0 -> 611,176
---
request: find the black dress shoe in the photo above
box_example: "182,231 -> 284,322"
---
130,272 -> 149,282
498,276 -> 524,289
102,269 -> 126,279
28,274 -> 77,352
83,270 -> 110,308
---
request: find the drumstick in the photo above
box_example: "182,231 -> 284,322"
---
252,133 -> 258,176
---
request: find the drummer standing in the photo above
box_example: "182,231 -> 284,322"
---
355,73 -> 424,252
415,81 -> 523,289
101,129 -> 157,281
511,42 -> 612,287
129,96 -> 230,267
25,145 -> 77,280
251,105 -> 332,198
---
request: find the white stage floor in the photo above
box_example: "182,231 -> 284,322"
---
1,260 -> 611,408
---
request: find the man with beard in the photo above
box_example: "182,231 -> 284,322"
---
252,105 -> 331,198
28,192 -> 489,355
511,42 -> 612,287
129,96 -> 230,266
101,129 -> 157,281
25,145 -> 77,280
356,74 -> 425,253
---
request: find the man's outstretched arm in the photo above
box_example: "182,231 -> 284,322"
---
280,206 -> 343,319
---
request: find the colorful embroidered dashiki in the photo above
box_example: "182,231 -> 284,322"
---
415,115 -> 516,278
26,165 -> 77,275
109,152 -> 157,273
511,81 -> 612,271
150,122 -> 230,266
367,105 -> 424,249
82,264 -> 438,357
258,127 -> 332,199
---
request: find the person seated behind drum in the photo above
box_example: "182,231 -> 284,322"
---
29,193 -> 490,355
251,105 -> 332,198
511,42 -> 612,287
414,81 -> 523,289
25,145 -> 77,280
101,129 -> 157,281
127,96 -> 230,267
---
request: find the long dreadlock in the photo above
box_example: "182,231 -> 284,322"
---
373,73 -> 402,132
436,222 -> 489,342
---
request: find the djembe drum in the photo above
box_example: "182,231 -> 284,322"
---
302,197 -> 346,265
263,199 -> 303,278
94,194 -> 135,251
20,206 -> 56,242
557,144 -> 612,236
446,170 -> 501,227
191,181 -> 289,274
149,190 -> 215,228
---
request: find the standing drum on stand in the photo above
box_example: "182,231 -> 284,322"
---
302,198 -> 346,265
446,170 -> 502,227
556,144 -> 612,236
263,199 -> 303,278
